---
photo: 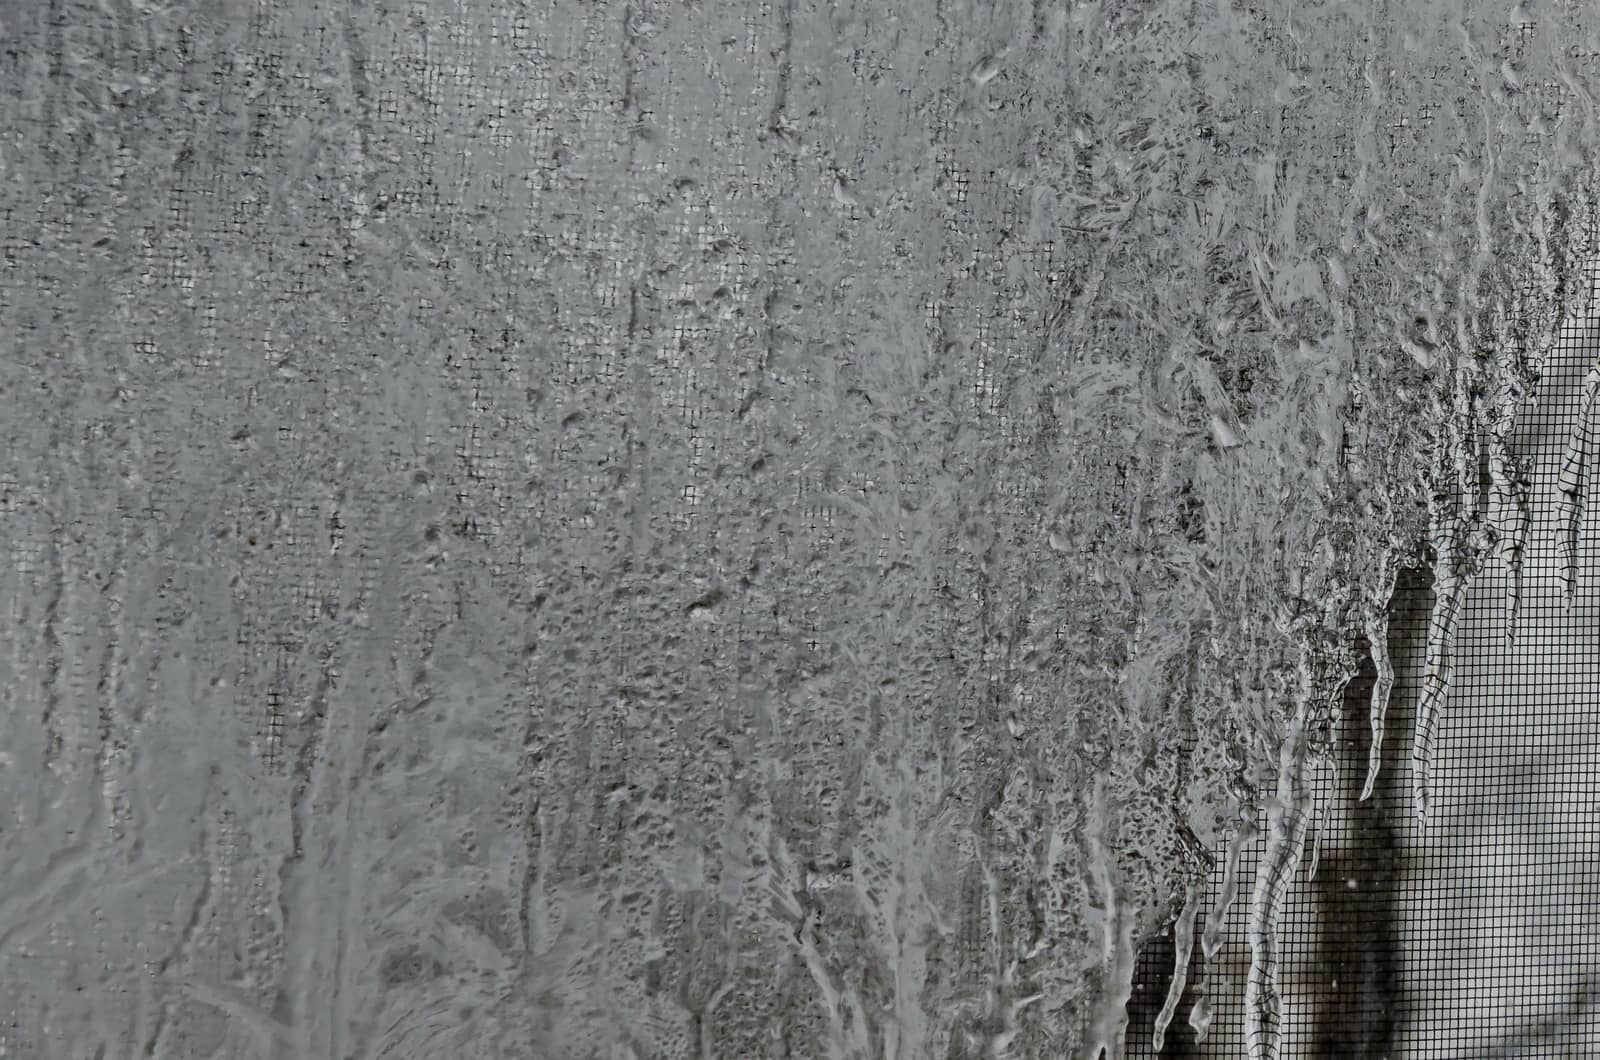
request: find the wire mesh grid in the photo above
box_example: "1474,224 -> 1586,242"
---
1127,256 -> 1600,1058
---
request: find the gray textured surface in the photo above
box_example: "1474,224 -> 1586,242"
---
4,1 -> 1600,1058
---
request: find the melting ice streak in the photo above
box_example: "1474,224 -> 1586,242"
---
1151,881 -> 1201,1054
1487,430 -> 1532,644
1409,504 -> 1471,825
1185,800 -> 1258,1044
1243,712 -> 1313,1060
1555,361 -> 1600,607
1359,559 -> 1400,802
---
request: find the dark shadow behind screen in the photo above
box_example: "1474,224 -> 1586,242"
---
1129,271 -> 1600,1058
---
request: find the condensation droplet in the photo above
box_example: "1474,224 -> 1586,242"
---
970,54 -> 1004,86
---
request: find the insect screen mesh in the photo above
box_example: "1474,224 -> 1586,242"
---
1129,262 -> 1600,1058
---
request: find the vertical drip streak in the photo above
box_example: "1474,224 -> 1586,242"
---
1359,559 -> 1400,802
1188,800 -> 1258,1043
1082,776 -> 1135,1060
1243,711 -> 1313,1060
1410,496 -> 1475,825
1151,881 -> 1201,1054
1488,429 -> 1532,643
1555,362 -> 1600,607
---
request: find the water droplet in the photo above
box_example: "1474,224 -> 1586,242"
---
970,54 -> 1003,86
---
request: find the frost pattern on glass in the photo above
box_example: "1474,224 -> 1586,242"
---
3,0 -> 1600,1054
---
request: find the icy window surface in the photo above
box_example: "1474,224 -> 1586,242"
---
0,1 -> 1597,1057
